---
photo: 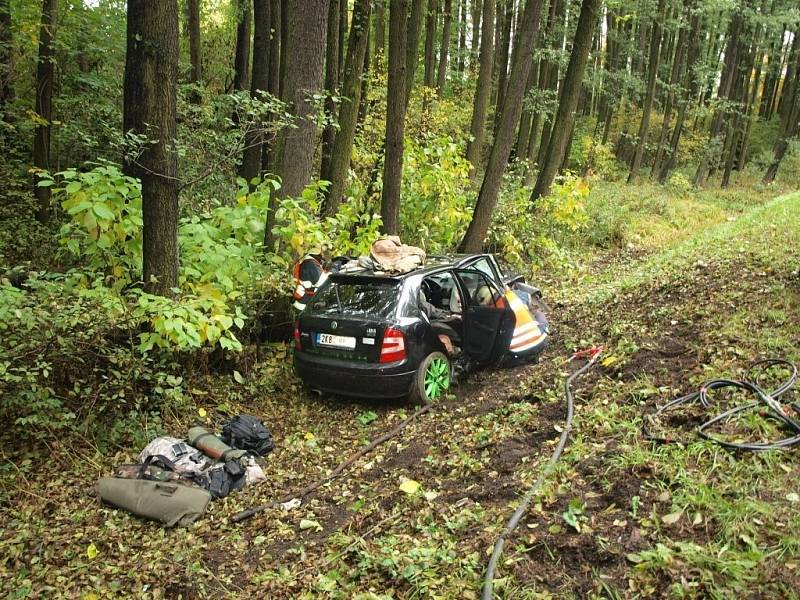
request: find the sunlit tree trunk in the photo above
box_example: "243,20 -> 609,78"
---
437,0 -> 452,96
465,0 -> 495,177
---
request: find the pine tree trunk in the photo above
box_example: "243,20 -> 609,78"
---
437,0 -> 453,96
459,0 -> 546,252
382,0 -> 410,234
279,0 -> 288,98
531,0 -> 600,202
233,0 -> 252,92
33,0 -> 57,222
357,26 -> 372,125
515,61 -> 537,158
187,0 -> 202,101
465,0 -> 495,177
240,0 -> 271,186
267,0 -> 329,249
338,0 -> 347,81
124,0 -> 180,296
323,0 -> 372,216
320,0 -> 341,184
424,0 -> 439,87
627,0 -> 665,183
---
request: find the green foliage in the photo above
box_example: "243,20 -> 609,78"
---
399,135 -> 473,252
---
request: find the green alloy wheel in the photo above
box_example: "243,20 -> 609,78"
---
412,352 -> 451,404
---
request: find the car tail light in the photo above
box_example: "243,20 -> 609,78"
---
293,321 -> 301,350
380,327 -> 406,363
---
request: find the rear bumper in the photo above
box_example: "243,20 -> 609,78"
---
294,351 -> 417,399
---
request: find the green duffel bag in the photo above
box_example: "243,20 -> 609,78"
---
98,477 -> 211,527
188,426 -> 247,461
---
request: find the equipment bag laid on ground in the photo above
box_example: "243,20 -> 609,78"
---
221,415 -> 274,457
98,478 -> 211,527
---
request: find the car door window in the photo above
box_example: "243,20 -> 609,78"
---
419,271 -> 462,316
454,269 -> 510,363
463,256 -> 502,287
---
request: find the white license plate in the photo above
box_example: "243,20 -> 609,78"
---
316,333 -> 356,349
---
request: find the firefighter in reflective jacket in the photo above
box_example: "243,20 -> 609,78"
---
476,285 -> 548,356
292,247 -> 329,311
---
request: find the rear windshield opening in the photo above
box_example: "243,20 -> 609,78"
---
309,279 -> 399,318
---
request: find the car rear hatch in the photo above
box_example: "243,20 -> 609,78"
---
297,276 -> 402,363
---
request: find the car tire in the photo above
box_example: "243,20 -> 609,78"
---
411,351 -> 451,404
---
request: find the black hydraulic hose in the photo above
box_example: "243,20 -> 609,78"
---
481,347 -> 603,600
644,359 -> 800,451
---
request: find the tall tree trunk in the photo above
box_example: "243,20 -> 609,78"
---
531,0 -> 600,202
459,0 -> 546,252
382,0 -> 410,234
465,0 -> 495,177
514,60 -> 537,158
124,0 -> 179,296
657,10 -> 701,183
357,24 -> 372,125
262,0 -> 281,172
651,0 -> 690,179
424,0 -> 439,88
471,0 -> 482,67
323,0 -> 372,216
338,0 -> 347,81
320,0 -> 341,184
693,10 -> 743,187
233,0 -> 252,91
0,0 -> 12,121
627,0 -> 666,183
535,0 -> 564,167
374,0 -> 386,68
267,0 -> 329,248
437,0 -> 453,96
764,29 -> 800,184
240,0 -> 271,185
493,0 -> 513,128
404,0 -> 427,107
279,0 -> 288,98
457,0 -> 467,74
187,0 -> 202,102
33,0 -> 57,223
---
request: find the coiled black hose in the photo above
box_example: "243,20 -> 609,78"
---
644,359 -> 800,451
481,347 -> 603,600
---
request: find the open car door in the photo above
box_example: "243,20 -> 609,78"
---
454,269 -> 514,364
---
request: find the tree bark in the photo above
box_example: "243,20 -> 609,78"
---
267,0 -> 329,248
279,0 -> 288,98
124,0 -> 180,296
233,0 -> 252,92
382,0 -> 410,234
33,0 -> 57,223
471,0 -> 482,66
459,0 -> 546,252
530,0 -> 600,202
338,0 -> 347,81
187,0 -> 202,101
262,0 -> 281,172
320,0 -> 341,184
627,0 -> 666,183
437,0 -> 453,96
374,0 -> 386,68
424,0 -> 439,88
240,0 -> 271,185
404,0 -> 427,107
493,0 -> 513,128
465,0 -> 495,177
323,0 -> 372,216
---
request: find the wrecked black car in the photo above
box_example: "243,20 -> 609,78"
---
293,254 -> 548,403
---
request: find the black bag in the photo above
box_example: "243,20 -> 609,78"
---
221,415 -> 274,457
